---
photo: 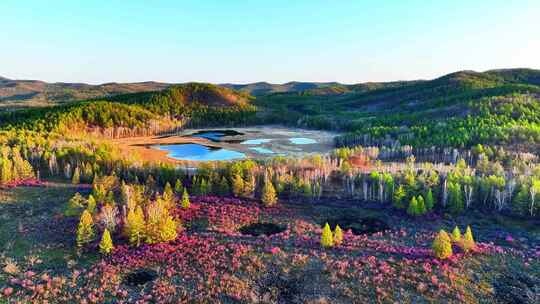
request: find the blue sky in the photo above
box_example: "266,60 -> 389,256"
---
1,1 -> 539,84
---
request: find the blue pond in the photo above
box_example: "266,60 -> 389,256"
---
289,137 -> 317,144
153,144 -> 246,161
249,147 -> 275,154
241,138 -> 272,145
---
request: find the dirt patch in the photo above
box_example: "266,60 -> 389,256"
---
124,269 -> 158,286
324,216 -> 390,235
239,223 -> 286,237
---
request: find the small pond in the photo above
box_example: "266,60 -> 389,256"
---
289,137 -> 317,145
153,143 -> 246,161
150,127 -> 337,161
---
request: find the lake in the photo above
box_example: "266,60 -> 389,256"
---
150,126 -> 337,161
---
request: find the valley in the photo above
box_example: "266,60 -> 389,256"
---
1,69 -> 540,303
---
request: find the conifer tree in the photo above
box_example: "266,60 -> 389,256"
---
0,158 -> 12,184
448,182 -> 464,214
174,179 -> 184,194
87,194 -> 97,214
76,210 -> 95,248
432,230 -> 453,259
321,223 -> 334,248
392,185 -> 406,209
243,175 -> 256,198
181,189 -> 191,209
200,179 -> 209,195
232,174 -> 244,197
451,226 -> 462,242
65,192 -> 85,217
261,178 -> 277,207
462,226 -> 476,252
124,206 -> 145,247
407,197 -> 418,216
163,182 -> 174,207
334,224 -> 343,246
417,195 -> 426,215
99,228 -> 114,255
71,167 -> 80,184
158,216 -> 178,243
425,189 -> 435,211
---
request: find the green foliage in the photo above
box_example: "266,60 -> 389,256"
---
448,182 -> 464,214
392,185 -> 407,209
321,223 -> 334,248
432,230 -> 453,260
425,189 -> 435,211
99,228 -> 114,255
451,226 -> 462,242
181,189 -> 191,209
407,197 -> 418,216
76,210 -> 95,248
65,192 -> 86,217
174,179 -> 184,194
71,167 -> 80,184
124,206 -> 145,247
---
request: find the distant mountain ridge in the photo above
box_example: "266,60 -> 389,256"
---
1,68 -> 539,110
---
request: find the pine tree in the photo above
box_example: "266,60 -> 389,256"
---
261,178 -> 277,207
145,201 -> 179,244
417,195 -> 426,215
87,194 -> 97,214
392,185 -> 406,209
407,197 -> 418,216
76,210 -> 95,248
174,179 -> 184,194
71,167 -> 80,185
461,226 -> 476,252
451,226 -> 462,242
321,223 -> 334,248
432,230 -> 453,259
448,182 -> 464,214
99,228 -> 114,255
243,175 -> 256,198
0,158 -> 12,184
65,192 -> 85,217
334,224 -> 343,246
163,182 -> 174,206
232,174 -> 244,197
425,189 -> 435,211
181,189 -> 191,209
158,216 -> 178,243
124,206 -> 145,247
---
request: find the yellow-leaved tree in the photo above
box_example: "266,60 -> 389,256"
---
181,189 -> 191,209
321,223 -> 334,248
334,224 -> 343,246
461,226 -> 476,252
124,206 -> 145,247
261,178 -> 277,207
432,230 -> 452,259
99,228 -> 114,255
451,226 -> 462,242
76,210 -> 95,248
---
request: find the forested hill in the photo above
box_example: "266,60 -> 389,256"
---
0,83 -> 257,136
254,68 -> 540,149
2,68 -> 540,149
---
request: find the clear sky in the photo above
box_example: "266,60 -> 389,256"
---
1,1 -> 539,84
